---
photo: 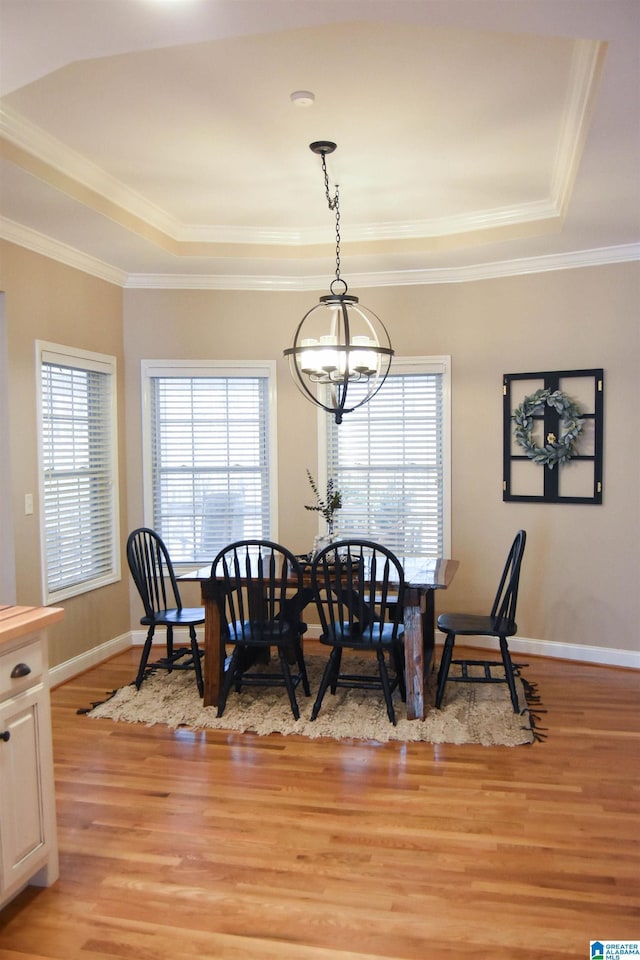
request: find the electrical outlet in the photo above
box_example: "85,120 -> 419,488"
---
24,493 -> 33,515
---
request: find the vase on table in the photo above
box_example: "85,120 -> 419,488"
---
312,522 -> 336,560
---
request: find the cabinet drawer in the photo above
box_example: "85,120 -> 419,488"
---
0,640 -> 43,698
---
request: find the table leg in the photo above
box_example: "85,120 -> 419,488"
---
201,580 -> 224,707
424,588 -> 436,679
403,587 -> 435,720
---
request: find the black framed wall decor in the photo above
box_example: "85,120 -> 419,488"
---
503,368 -> 604,504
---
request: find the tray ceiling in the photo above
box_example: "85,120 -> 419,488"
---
0,0 -> 638,288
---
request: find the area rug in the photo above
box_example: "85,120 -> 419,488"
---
84,655 -> 540,746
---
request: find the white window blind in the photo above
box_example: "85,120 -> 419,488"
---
38,344 -> 119,603
325,358 -> 450,557
145,364 -> 274,563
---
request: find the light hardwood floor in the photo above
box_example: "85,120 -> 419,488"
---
1,645 -> 638,959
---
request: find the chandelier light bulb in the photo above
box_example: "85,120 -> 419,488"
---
300,338 -> 319,374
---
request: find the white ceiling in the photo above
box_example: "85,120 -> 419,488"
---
1,0 -> 639,290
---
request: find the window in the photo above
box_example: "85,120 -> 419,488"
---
142,361 -> 277,564
321,356 -> 450,557
37,342 -> 120,604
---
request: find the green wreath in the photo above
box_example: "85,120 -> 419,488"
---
512,388 -> 584,469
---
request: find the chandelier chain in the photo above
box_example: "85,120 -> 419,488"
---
320,152 -> 341,283
334,195 -> 341,283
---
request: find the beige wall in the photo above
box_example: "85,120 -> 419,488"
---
1,238 -> 638,666
124,264 -> 639,656
369,269 -> 639,653
0,242 -> 130,666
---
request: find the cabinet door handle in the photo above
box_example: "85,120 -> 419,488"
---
10,662 -> 31,679
0,731 -> 10,742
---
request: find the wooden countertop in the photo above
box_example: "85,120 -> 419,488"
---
0,605 -> 64,648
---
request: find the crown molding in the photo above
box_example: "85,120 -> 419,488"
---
0,217 -> 127,286
125,273 -> 307,291
168,199 -> 560,245
124,244 -> 640,290
0,105 -> 177,237
3,215 -> 637,290
351,244 -> 640,288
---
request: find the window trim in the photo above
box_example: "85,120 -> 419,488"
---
317,355 -> 451,557
140,359 -> 278,565
36,340 -> 121,604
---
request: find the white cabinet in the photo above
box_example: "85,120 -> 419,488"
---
0,606 -> 62,909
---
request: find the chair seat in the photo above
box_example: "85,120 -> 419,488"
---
141,607 -> 205,627
321,622 -> 404,648
227,619 -> 297,645
437,612 -> 516,637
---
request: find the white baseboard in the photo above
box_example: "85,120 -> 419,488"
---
130,627 -> 205,646
439,633 -> 640,670
48,632 -> 133,688
49,626 -> 639,688
309,624 -> 638,669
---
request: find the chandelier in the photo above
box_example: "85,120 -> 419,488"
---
284,141 -> 393,424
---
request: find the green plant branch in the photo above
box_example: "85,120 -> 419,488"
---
305,469 -> 342,525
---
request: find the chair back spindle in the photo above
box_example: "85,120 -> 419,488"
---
490,529 -> 526,630
127,527 -> 182,618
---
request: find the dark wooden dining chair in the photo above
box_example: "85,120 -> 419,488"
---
211,540 -> 310,719
435,529 -> 527,712
126,527 -> 205,696
310,539 -> 406,725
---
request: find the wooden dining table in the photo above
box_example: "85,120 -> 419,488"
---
181,555 -> 458,721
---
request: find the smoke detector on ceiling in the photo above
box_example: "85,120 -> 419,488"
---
290,90 -> 315,107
